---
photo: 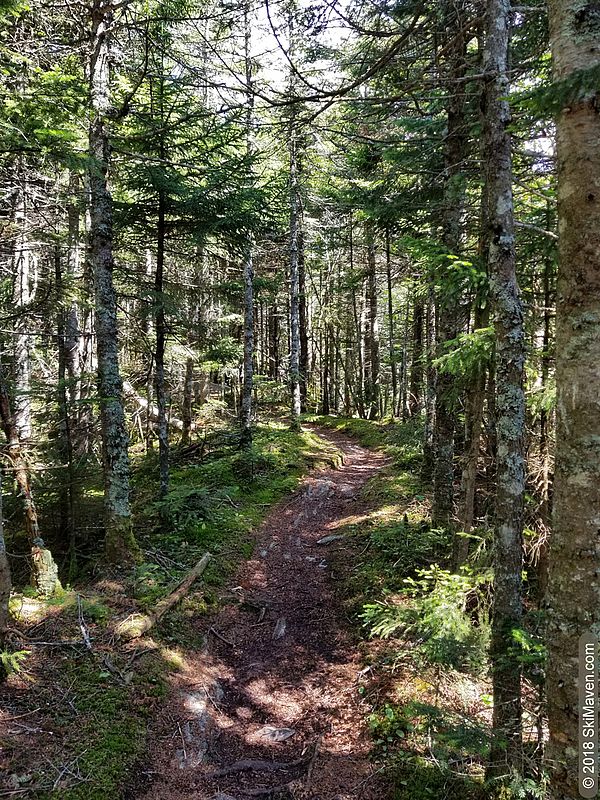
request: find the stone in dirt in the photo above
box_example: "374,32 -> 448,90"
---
337,483 -> 355,498
257,725 -> 296,742
307,479 -> 336,498
175,684 -> 222,768
317,534 -> 345,545
272,617 -> 287,639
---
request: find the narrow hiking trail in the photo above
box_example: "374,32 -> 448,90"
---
131,428 -> 389,800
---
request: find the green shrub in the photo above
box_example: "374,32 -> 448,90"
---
232,445 -> 277,483
362,565 -> 491,673
154,485 -> 215,532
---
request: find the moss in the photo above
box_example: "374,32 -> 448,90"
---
79,598 -> 112,626
104,514 -> 142,565
34,655 -> 168,800
130,421 -> 341,610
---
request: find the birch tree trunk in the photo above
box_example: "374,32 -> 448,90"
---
89,0 -> 138,562
482,0 -> 525,775
546,2 -> 600,796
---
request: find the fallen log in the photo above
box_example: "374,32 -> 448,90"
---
123,380 -> 193,433
116,552 -> 211,640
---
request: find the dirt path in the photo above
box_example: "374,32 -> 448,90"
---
131,427 -> 389,800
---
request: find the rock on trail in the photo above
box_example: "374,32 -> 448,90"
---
131,426 -> 389,800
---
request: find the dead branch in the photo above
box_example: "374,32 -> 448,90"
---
123,381 -> 192,432
116,552 -> 211,640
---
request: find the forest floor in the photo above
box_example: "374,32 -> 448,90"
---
1,419 -> 504,800
129,426 -> 390,800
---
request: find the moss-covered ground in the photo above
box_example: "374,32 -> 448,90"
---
307,416 -> 494,800
1,420 -> 342,798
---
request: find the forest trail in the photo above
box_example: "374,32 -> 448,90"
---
131,427 -> 389,800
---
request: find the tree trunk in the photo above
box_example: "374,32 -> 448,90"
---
154,191 -> 169,497
456,127 -> 492,565
408,294 -> 424,416
268,305 -> 280,379
432,0 -> 468,528
385,227 -> 398,417
537,212 -> 554,600
288,106 -> 302,429
421,287 -> 436,482
55,245 -> 78,577
350,217 -> 366,419
0,470 -> 11,674
546,2 -> 600,797
181,357 -> 194,446
240,3 -> 254,448
0,357 -> 55,591
12,174 -> 32,442
365,222 -> 380,420
65,172 -> 83,409
483,0 -> 525,776
299,217 -> 309,412
89,0 -> 138,562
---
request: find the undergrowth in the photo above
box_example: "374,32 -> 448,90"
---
312,415 -> 544,800
130,421 -> 341,609
2,419 -> 341,798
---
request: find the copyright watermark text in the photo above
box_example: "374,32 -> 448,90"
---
580,633 -> 598,797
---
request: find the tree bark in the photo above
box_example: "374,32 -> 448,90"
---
421,287 -> 436,482
154,191 -> 169,497
117,551 -> 211,639
0,356 -> 56,591
385,228 -> 398,417
89,0 -> 138,562
268,305 -> 280,379
240,6 -> 255,448
536,210 -> 554,600
408,294 -> 424,416
546,2 -> 600,797
432,0 -> 469,528
364,222 -> 380,420
455,304 -> 489,567
181,357 -> 194,446
288,107 -> 302,429
12,174 -> 32,443
482,0 -> 525,776
299,205 -> 309,411
0,470 -> 11,673
55,245 -> 77,576
349,216 -> 366,419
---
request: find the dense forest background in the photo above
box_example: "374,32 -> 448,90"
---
0,0 -> 598,797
